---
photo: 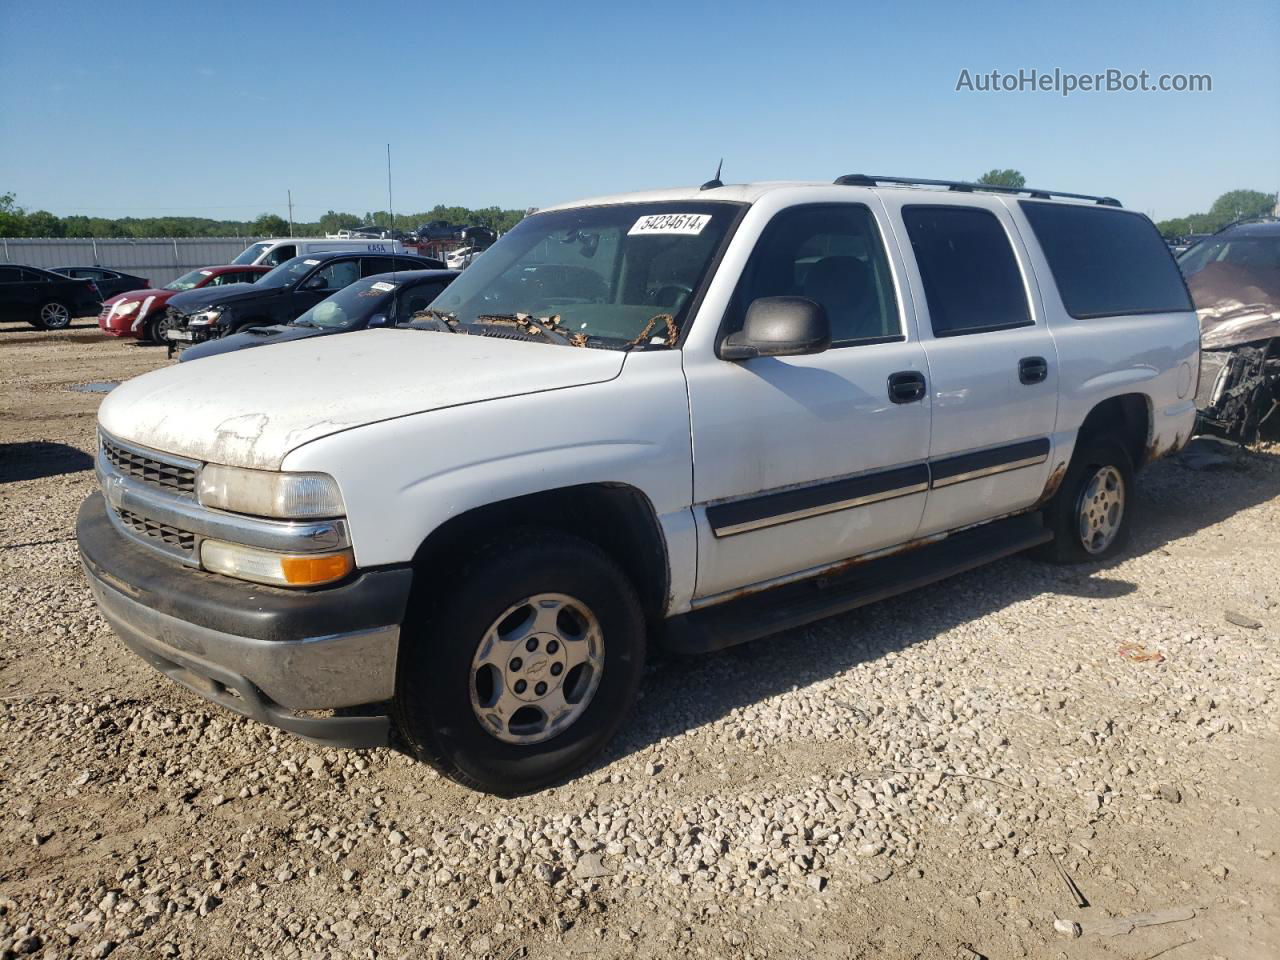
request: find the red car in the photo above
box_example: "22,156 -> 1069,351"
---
98,264 -> 271,343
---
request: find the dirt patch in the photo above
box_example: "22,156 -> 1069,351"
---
1,326 -> 1278,959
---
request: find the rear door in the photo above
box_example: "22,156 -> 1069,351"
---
684,198 -> 933,600
881,195 -> 1059,535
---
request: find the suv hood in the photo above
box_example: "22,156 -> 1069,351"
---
98,330 -> 627,469
166,282 -> 273,313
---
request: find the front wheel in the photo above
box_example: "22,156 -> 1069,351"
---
393,530 -> 646,795
146,310 -> 179,345
1038,436 -> 1134,563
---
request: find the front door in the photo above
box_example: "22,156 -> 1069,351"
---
684,201 -> 932,601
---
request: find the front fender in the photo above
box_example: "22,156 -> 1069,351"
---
281,350 -> 695,596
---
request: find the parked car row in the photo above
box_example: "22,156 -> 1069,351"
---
177,269 -> 458,362
162,250 -> 445,354
99,265 -> 272,343
0,265 -> 102,328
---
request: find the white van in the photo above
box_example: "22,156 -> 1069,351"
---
230,238 -> 408,268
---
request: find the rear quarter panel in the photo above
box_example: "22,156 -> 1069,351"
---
1002,200 -> 1200,471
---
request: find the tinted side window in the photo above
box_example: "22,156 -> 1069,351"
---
262,244 -> 296,267
360,257 -> 395,278
21,269 -> 50,282
1019,201 -> 1192,318
312,259 -> 360,290
733,203 -> 901,345
393,281 -> 447,323
902,206 -> 1030,336
0,267 -> 21,282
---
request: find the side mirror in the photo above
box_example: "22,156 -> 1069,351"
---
719,296 -> 831,361
366,313 -> 389,328
304,275 -> 327,291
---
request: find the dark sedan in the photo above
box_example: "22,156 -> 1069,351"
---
0,264 -> 101,329
163,250 -> 444,353
53,266 -> 150,300
178,269 -> 460,361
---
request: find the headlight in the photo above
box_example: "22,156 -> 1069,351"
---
200,540 -> 353,587
115,301 -> 140,316
198,465 -> 345,518
189,307 -> 223,327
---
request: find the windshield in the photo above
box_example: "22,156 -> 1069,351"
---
421,201 -> 741,345
1179,235 -> 1280,279
232,242 -> 272,265
164,269 -> 212,291
254,256 -> 319,289
293,277 -> 393,330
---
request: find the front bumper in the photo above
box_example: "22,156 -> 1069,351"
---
78,492 -> 414,748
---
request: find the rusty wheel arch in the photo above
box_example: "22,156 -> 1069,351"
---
1077,393 -> 1152,470
408,483 -> 670,625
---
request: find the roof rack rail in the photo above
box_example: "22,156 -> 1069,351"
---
833,174 -> 1122,207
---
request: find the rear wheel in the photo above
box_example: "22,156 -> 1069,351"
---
1038,436 -> 1134,563
33,301 -> 72,330
393,530 -> 646,795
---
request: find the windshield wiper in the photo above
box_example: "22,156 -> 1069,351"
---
475,313 -> 586,347
408,308 -> 461,333
291,320 -> 318,328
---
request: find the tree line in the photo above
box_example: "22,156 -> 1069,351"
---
6,181 -> 1275,241
0,192 -> 529,239
1153,189 -> 1275,238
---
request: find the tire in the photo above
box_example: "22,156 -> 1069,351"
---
145,310 -> 178,345
1037,436 -> 1135,563
393,529 -> 646,795
34,301 -> 72,330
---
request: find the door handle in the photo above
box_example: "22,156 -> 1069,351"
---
887,370 -> 927,404
1019,356 -> 1048,385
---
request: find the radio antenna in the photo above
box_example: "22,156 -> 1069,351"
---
700,158 -> 724,191
386,143 -> 397,290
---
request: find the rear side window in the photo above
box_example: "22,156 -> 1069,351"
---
902,206 -> 1031,336
1018,201 -> 1192,318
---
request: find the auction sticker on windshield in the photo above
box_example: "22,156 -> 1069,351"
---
370,281 -> 398,292
628,213 -> 712,236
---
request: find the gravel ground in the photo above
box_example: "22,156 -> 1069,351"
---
2,322 -> 1278,959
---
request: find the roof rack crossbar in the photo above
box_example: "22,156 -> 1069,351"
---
833,174 -> 1122,207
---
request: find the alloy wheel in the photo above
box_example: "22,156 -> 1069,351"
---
1076,465 -> 1125,554
469,593 -> 604,745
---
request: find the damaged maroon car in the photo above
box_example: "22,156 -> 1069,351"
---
1182,217 -> 1280,444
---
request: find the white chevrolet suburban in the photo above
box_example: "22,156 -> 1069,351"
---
78,175 -> 1199,794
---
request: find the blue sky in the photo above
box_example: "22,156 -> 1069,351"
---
1,0 -> 1275,222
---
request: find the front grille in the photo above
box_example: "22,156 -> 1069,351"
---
102,438 -> 197,494
117,508 -> 197,557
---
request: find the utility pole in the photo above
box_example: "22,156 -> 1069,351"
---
287,190 -> 295,237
